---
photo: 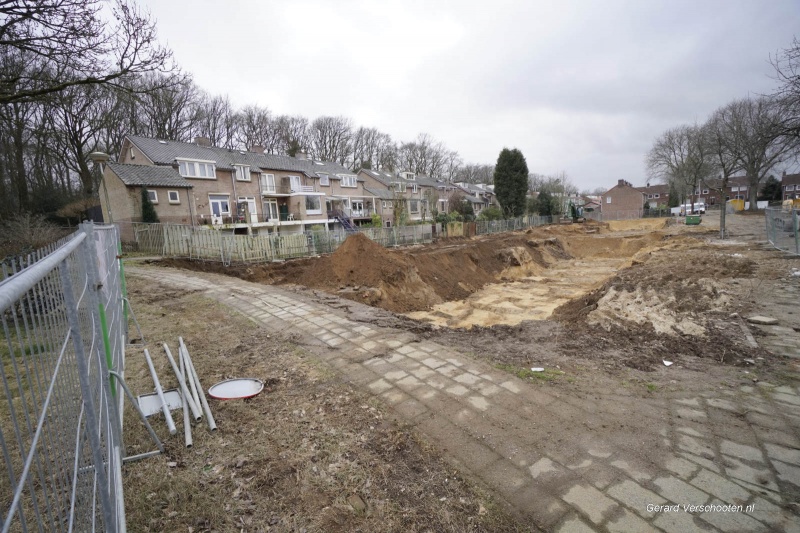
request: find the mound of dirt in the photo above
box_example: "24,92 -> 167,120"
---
554,244 -> 754,338
298,233 -> 442,312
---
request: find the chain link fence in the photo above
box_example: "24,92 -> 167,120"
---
1,223 -> 127,532
765,207 -> 800,255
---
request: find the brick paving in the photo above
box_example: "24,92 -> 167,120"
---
128,265 -> 800,532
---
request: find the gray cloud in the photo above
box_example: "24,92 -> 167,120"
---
140,0 -> 799,190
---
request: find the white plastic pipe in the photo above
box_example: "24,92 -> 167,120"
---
143,348 -> 176,435
180,352 -> 193,448
179,338 -> 201,410
179,338 -> 217,431
162,343 -> 202,421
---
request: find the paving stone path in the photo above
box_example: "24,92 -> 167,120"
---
129,265 -> 800,532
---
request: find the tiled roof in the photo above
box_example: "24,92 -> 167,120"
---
126,135 -> 352,177
781,173 -> 800,186
360,169 -> 394,186
107,162 -> 192,188
360,168 -> 446,189
364,187 -> 396,200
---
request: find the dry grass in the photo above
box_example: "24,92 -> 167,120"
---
121,277 -> 526,532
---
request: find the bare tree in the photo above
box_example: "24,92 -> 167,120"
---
723,96 -> 798,211
0,0 -> 173,104
647,124 -> 714,212
771,37 -> 800,139
456,163 -> 494,184
137,72 -> 199,141
51,82 -> 117,195
237,104 -> 282,153
309,115 -> 352,164
276,114 -> 309,156
398,133 -> 452,177
193,92 -> 238,149
703,102 -> 742,237
444,150 -> 463,182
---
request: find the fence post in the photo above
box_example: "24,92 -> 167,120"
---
794,209 -> 799,255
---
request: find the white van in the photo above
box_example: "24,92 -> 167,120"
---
680,202 -> 705,215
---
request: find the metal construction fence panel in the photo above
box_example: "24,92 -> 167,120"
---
0,223 -> 126,533
765,207 -> 800,255
475,215 -> 553,235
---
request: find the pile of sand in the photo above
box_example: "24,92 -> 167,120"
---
299,233 -> 442,312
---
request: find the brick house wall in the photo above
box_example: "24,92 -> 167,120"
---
601,179 -> 645,218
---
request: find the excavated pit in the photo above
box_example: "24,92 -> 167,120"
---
174,218 -> 707,331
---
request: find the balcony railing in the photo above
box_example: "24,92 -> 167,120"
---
262,183 -> 316,195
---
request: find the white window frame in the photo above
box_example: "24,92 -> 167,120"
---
319,174 -> 330,186
260,173 -> 276,193
647,194 -> 653,199
606,197 -> 611,204
305,195 -> 322,215
263,199 -> 279,221
787,185 -> 795,191
178,159 -> 217,179
168,190 -> 180,204
340,175 -> 357,188
289,175 -> 302,192
147,190 -> 158,204
352,200 -> 364,215
702,189 -> 709,195
412,184 -> 418,193
235,165 -> 251,182
209,194 -> 231,216
654,193 -> 660,199
395,183 -> 407,193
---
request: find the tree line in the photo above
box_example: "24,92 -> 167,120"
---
0,0 -> 501,222
647,38 -> 800,237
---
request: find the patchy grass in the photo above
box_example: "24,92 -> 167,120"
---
645,383 -> 658,393
121,278 -> 527,532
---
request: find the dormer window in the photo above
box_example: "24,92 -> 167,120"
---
178,159 -> 216,179
235,165 -> 251,182
319,174 -> 330,186
340,175 -> 357,188
401,172 -> 415,180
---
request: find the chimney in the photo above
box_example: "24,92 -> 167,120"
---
250,145 -> 265,154
618,179 -> 626,187
195,136 -> 212,147
295,151 -> 307,160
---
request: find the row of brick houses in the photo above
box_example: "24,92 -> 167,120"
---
600,173 -> 800,217
100,135 -> 497,234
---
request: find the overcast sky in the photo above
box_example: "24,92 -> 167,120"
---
139,0 -> 798,191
